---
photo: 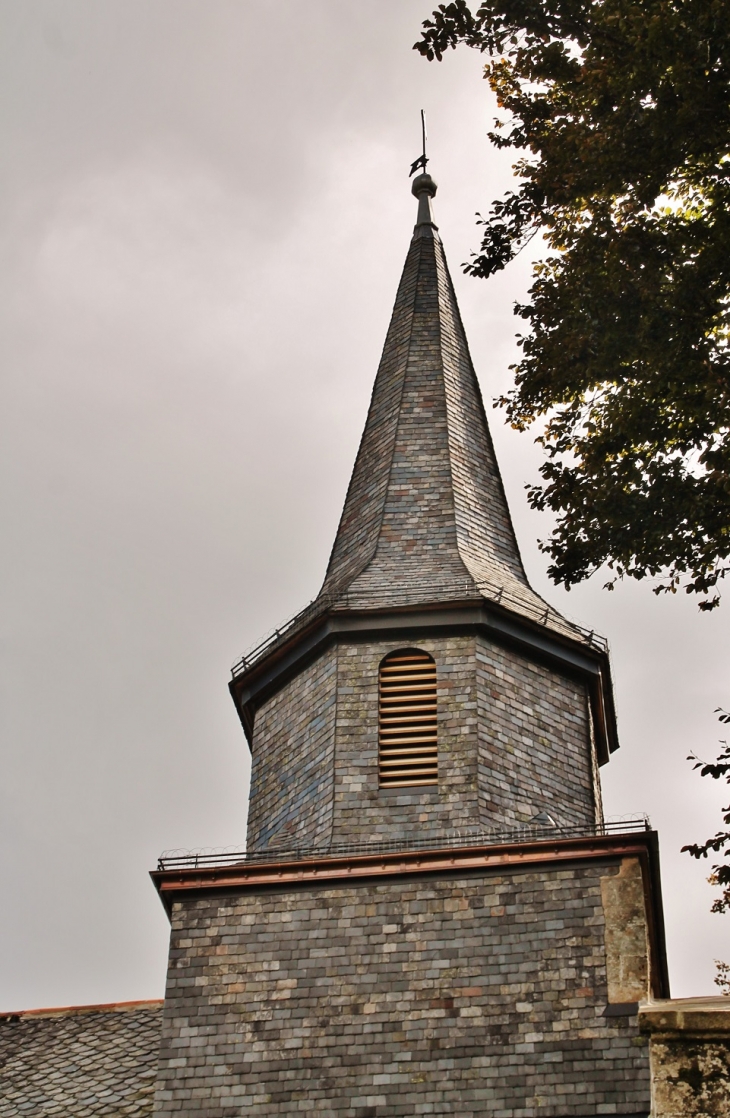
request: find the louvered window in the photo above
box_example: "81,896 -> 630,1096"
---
378,649 -> 437,788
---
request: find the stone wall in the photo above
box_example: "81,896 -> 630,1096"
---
640,998 -> 730,1118
154,860 -> 650,1117
601,857 -> 651,1003
246,633 -> 598,851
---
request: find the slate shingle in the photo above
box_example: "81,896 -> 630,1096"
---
313,179 -> 583,643
0,1002 -> 163,1118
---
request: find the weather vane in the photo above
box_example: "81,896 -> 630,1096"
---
409,110 -> 429,177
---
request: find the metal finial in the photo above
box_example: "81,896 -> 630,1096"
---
409,110 -> 429,177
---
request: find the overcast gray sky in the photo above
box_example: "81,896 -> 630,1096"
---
1,1 -> 728,1010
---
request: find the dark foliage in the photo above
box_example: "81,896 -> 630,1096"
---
415,1 -> 730,606
683,708 -> 730,915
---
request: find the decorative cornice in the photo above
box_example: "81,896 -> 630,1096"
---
639,997 -> 730,1036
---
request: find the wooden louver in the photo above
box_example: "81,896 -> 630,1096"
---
378,650 -> 437,788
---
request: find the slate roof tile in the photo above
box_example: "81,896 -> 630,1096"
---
0,1002 -> 163,1117
317,177 -> 585,644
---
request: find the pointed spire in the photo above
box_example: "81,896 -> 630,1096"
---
316,172 -> 577,638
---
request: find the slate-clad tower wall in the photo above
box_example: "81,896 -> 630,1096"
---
154,863 -> 653,1117
245,634 -> 597,853
152,172 -> 668,1118
246,646 -> 338,852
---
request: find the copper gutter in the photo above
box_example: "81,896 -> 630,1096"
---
151,832 -> 650,900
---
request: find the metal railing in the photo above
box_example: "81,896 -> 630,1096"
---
157,815 -> 649,872
230,577 -> 608,679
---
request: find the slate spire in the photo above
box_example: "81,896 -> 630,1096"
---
317,172 -> 572,635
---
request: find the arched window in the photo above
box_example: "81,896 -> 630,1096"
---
378,649 -> 437,788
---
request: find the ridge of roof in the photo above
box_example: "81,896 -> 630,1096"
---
0,999 -> 163,1020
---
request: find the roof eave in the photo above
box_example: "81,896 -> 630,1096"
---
229,598 -> 618,764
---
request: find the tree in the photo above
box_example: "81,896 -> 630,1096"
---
683,710 -> 730,914
415,1 -> 730,607
683,708 -> 730,992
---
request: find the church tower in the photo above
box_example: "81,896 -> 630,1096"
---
152,172 -> 668,1117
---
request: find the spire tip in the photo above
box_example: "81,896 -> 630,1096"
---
411,172 -> 438,228
409,112 -> 437,226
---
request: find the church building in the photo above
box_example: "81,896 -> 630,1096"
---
2,168 -> 728,1118
150,169 -> 667,1115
